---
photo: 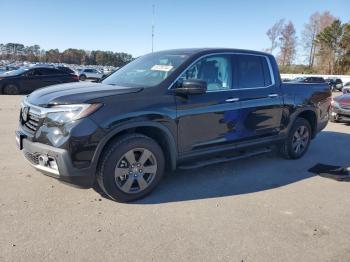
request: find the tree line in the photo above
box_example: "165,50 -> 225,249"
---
1,11 -> 349,74
0,43 -> 133,67
266,11 -> 350,75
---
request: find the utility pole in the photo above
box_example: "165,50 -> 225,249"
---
152,4 -> 155,52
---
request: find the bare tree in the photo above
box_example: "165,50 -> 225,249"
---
266,19 -> 285,54
278,21 -> 297,66
303,11 -> 336,68
319,11 -> 336,31
302,12 -> 321,67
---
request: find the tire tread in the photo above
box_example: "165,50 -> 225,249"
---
96,133 -> 163,202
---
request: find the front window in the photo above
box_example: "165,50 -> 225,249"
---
1,67 -> 28,76
178,55 -> 232,91
102,52 -> 190,87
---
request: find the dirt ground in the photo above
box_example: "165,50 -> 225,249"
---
0,95 -> 349,262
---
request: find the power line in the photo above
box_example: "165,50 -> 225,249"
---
152,4 -> 155,52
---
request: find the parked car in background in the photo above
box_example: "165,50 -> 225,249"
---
16,48 -> 331,202
326,78 -> 343,91
281,78 -> 292,82
78,68 -> 104,81
293,77 -> 325,83
5,66 -> 19,71
0,67 -> 79,95
342,82 -> 350,94
330,94 -> 350,122
98,68 -> 119,82
56,66 -> 76,75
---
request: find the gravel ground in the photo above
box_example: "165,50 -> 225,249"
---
0,95 -> 349,262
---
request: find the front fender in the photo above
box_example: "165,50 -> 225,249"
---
90,120 -> 177,173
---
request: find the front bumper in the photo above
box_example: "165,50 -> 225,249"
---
19,136 -> 95,188
331,106 -> 350,121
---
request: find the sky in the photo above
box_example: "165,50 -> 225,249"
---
1,0 -> 349,59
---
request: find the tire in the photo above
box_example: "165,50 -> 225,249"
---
79,74 -> 86,81
97,134 -> 165,202
3,84 -> 19,95
280,118 -> 312,159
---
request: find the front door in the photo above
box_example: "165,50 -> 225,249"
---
174,54 -> 241,155
21,69 -> 44,93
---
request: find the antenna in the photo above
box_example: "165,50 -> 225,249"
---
152,4 -> 155,52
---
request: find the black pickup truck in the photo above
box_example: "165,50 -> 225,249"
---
16,48 -> 331,202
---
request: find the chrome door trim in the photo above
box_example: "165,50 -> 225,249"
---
225,98 -> 240,102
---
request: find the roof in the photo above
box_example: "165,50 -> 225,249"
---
152,48 -> 271,57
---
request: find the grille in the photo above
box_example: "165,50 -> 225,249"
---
24,152 -> 39,165
24,111 -> 40,132
340,104 -> 350,110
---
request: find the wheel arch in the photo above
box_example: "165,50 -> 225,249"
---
1,82 -> 20,95
91,121 -> 177,174
294,109 -> 317,138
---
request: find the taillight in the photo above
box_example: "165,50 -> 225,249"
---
72,74 -> 79,81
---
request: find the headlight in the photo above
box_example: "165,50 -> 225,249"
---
331,100 -> 340,108
45,103 -> 102,124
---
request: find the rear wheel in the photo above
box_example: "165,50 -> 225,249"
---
97,134 -> 165,202
280,118 -> 311,159
3,84 -> 19,95
79,74 -> 86,81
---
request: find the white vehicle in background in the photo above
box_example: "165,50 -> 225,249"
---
78,68 -> 104,81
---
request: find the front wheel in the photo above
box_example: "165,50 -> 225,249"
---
280,118 -> 311,159
97,134 -> 165,202
3,84 -> 19,95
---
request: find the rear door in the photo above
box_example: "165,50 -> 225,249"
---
92,69 -> 99,78
234,54 -> 282,140
39,68 -> 66,87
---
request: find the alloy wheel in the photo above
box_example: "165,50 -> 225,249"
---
292,125 -> 309,154
114,148 -> 157,193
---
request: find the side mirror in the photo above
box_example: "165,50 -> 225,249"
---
174,79 -> 207,95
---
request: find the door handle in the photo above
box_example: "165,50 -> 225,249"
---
268,94 -> 279,98
225,98 -> 239,102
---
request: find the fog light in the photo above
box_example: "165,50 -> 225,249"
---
38,155 -> 58,170
48,159 -> 58,171
38,155 -> 49,166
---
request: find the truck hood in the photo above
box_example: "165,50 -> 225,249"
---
27,82 -> 143,107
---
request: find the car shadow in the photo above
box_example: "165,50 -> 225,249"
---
93,131 -> 350,204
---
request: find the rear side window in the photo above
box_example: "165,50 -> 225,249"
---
31,69 -> 48,76
237,55 -> 272,88
35,68 -> 62,75
45,68 -> 62,75
58,67 -> 74,74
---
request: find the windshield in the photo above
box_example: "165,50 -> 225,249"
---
102,52 -> 190,87
1,67 -> 28,76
